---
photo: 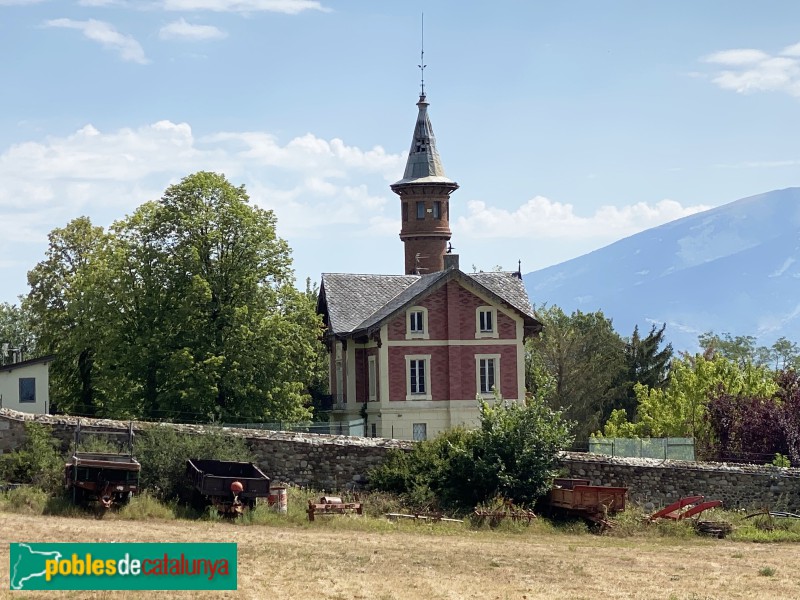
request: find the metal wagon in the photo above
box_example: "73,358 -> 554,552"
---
186,458 -> 270,516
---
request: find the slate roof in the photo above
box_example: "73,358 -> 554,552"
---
391,94 -> 458,188
318,269 -> 540,338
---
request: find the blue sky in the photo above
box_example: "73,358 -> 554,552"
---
3,0 -> 800,305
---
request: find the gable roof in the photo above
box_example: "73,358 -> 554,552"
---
0,355 -> 55,373
318,269 -> 541,339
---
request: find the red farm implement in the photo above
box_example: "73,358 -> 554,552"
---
547,478 -> 628,529
648,496 -> 723,521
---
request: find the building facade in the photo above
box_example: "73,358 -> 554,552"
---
0,356 -> 54,415
317,91 -> 541,440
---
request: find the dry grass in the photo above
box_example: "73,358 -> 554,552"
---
0,511 -> 799,600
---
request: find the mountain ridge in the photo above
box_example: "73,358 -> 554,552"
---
523,187 -> 800,352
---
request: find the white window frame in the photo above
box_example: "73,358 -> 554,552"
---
405,354 -> 432,401
412,422 -> 428,441
475,354 -> 501,398
367,355 -> 377,402
405,306 -> 429,340
475,306 -> 499,339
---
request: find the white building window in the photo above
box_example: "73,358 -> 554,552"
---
476,307 -> 498,339
367,355 -> 377,402
405,354 -> 432,400
475,354 -> 501,397
18,378 -> 35,403
412,423 -> 428,441
405,306 -> 429,340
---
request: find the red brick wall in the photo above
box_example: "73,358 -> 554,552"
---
388,343 -> 518,401
388,281 -> 519,342
352,347 -> 379,403
381,279 -> 524,401
497,311 -> 517,340
355,348 -> 367,403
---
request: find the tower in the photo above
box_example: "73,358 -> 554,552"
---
391,92 -> 459,275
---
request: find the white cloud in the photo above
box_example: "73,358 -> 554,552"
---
0,119 -> 716,302
0,120 -> 405,244
454,196 -> 710,241
44,18 -> 149,65
702,43 -> 800,97
78,0 -> 124,6
704,49 -> 769,66
0,120 -> 408,300
159,0 -> 328,13
159,18 -> 227,41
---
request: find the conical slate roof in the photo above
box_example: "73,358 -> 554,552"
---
392,94 -> 457,187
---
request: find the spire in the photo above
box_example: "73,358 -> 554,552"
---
391,94 -> 457,186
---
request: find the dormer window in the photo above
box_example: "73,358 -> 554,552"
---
476,307 -> 498,339
406,306 -> 429,340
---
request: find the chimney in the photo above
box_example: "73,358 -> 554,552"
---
443,253 -> 460,271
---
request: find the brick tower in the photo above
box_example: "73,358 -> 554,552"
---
391,93 -> 459,275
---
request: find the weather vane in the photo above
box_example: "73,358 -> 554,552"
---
418,13 -> 426,97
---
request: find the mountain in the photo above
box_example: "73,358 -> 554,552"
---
523,188 -> 800,352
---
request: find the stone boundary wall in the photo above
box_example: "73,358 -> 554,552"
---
2,409 -> 800,509
0,409 -> 414,492
559,452 -> 800,512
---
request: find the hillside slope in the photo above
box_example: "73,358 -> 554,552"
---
523,188 -> 800,351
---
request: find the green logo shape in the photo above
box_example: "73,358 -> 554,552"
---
9,543 -> 237,590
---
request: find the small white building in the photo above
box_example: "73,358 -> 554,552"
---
0,356 -> 54,415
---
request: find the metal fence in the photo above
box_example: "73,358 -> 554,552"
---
224,418 -> 365,437
588,437 -> 695,461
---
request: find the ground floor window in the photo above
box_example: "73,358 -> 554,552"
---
475,354 -> 501,397
412,423 -> 427,441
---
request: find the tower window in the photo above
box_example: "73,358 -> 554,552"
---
402,203 -> 408,222
416,201 -> 425,219
433,201 -> 441,219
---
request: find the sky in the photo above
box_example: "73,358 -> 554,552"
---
3,1 -> 800,305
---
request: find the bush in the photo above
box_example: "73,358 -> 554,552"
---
369,427 -> 475,511
369,398 -> 573,512
135,425 -> 254,501
0,422 -> 64,494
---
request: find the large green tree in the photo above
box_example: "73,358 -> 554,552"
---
26,217 -> 111,415
0,302 -> 37,361
26,172 -> 325,423
600,353 -> 777,456
527,305 -> 625,440
608,324 -> 673,421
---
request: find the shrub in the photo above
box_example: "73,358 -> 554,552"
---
0,422 -> 64,494
134,425 -> 254,501
369,398 -> 572,512
772,453 -> 791,468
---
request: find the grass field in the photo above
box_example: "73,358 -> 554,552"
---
1,506 -> 799,600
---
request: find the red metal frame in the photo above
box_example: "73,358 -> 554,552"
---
649,496 -> 722,521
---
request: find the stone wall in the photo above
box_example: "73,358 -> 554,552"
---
2,409 -> 800,510
0,409 -> 413,492
560,452 -> 800,511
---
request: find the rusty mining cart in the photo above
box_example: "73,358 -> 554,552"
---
65,422 -> 141,510
186,459 -> 270,516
